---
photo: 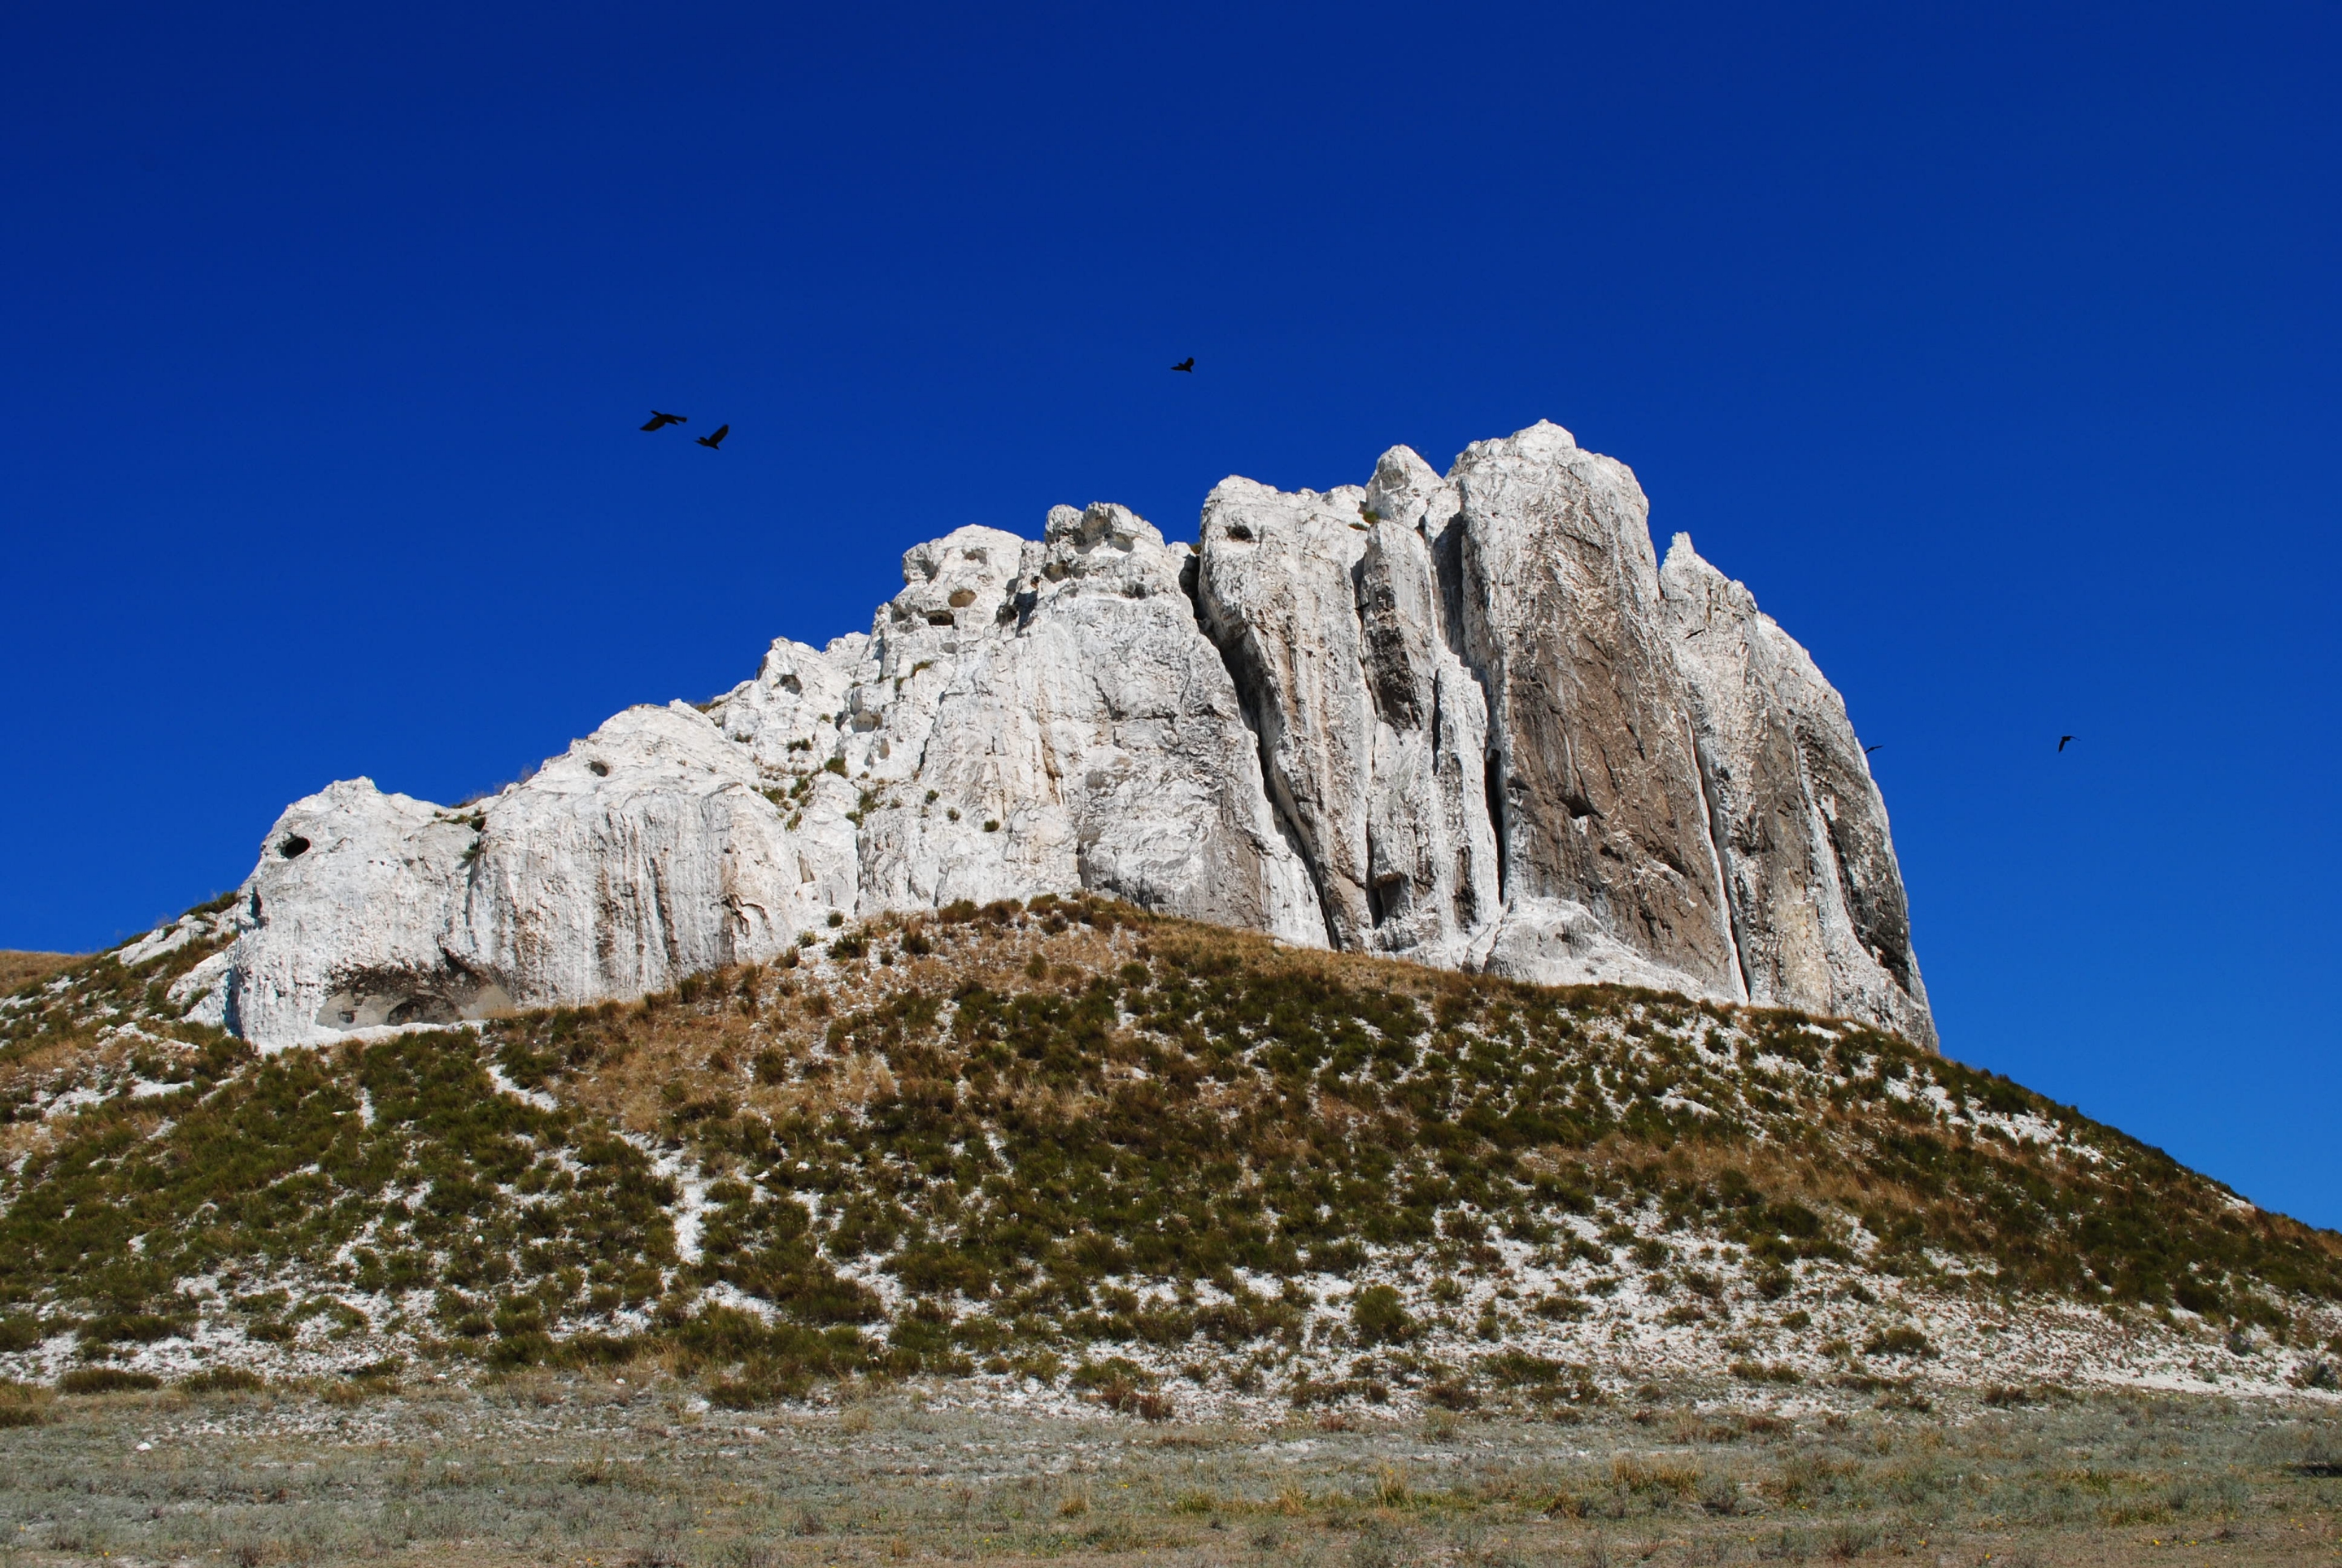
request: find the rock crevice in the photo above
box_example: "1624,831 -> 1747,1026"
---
194,423 -> 1934,1050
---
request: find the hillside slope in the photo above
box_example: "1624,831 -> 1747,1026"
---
2,894 -> 2334,1416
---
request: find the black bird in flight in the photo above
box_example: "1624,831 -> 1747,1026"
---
640,411 -> 688,431
2058,734 -> 2075,752
1171,357 -> 1195,372
1864,744 -> 1882,755
696,424 -> 730,451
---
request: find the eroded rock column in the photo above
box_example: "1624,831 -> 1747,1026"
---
1448,422 -> 1743,1000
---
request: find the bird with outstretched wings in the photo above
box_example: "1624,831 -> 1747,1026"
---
640,411 -> 687,431
2058,734 -> 2075,752
696,424 -> 729,450
1171,357 -> 1195,372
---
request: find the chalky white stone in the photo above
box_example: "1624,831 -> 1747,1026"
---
194,424 -> 1933,1049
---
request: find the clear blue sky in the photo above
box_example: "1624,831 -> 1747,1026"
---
3,3 -> 2335,1224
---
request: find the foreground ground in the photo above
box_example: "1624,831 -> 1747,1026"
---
0,1372 -> 2335,1567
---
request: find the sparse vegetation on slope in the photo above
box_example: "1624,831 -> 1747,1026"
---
2,894 -> 2338,1414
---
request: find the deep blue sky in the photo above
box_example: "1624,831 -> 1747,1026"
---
3,3 -> 2335,1223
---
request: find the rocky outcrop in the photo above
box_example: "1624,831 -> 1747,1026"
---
184,423 -> 1934,1050
1659,536 -> 1935,1047
217,704 -> 825,1048
1446,426 -> 1747,999
828,505 -> 1321,942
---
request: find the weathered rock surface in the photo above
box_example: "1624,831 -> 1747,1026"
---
187,423 -> 1934,1049
215,703 -> 825,1047
1659,535 -> 1935,1048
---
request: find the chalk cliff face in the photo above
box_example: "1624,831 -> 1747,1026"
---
186,423 -> 1934,1050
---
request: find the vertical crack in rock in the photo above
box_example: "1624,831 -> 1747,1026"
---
1350,455 -> 1500,965
1417,493 -> 1509,915
1181,542 -> 1344,951
1191,477 -> 1373,952
207,424 -> 1936,1051
1682,713 -> 1753,1003
1482,750 -> 1509,905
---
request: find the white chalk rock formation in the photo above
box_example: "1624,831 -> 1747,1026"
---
198,423 -> 1933,1049
1447,425 -> 1748,999
1659,535 -> 1935,1046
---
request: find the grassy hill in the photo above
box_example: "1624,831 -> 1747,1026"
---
2,893 -> 2336,1415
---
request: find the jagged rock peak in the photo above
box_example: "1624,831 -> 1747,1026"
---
183,423 -> 1933,1051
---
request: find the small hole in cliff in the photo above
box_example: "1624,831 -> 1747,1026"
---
1225,524 -> 1254,542
278,835 -> 311,860
589,760 -> 610,777
926,610 -> 956,626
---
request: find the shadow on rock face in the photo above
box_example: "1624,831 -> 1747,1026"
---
315,969 -> 515,1030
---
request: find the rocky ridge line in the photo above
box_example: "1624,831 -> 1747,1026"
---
183,422 -> 1933,1050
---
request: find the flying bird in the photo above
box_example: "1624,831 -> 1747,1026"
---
696,424 -> 730,451
640,411 -> 688,431
1864,744 -> 1882,755
2058,734 -> 2075,752
1171,357 -> 1195,372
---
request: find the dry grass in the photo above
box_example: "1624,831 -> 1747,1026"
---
538,910 -> 1143,1142
0,951 -> 76,995
0,1028 -> 142,1165
0,1374 -> 2332,1567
